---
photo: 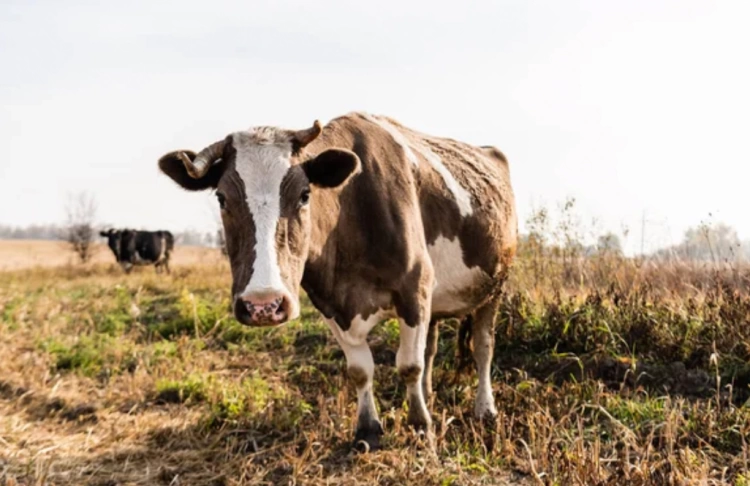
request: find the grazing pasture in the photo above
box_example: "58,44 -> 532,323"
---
0,240 -> 749,485
0,240 -> 220,272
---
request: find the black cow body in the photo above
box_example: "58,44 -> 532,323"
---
100,229 -> 174,273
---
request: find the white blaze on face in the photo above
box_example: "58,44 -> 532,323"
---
363,113 -> 474,217
233,130 -> 296,311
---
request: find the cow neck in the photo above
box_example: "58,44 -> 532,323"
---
301,132 -> 344,270
296,129 -> 352,317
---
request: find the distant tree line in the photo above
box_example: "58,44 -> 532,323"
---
651,222 -> 748,263
0,223 -> 220,248
2,222 -> 746,260
521,199 -> 749,264
2,195 -> 747,263
173,229 -> 220,248
0,224 -> 64,240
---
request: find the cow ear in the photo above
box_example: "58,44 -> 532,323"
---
100,230 -> 111,237
158,150 -> 225,191
302,149 -> 361,188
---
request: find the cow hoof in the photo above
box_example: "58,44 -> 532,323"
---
475,411 -> 498,433
474,402 -> 498,423
353,421 -> 384,453
406,409 -> 432,432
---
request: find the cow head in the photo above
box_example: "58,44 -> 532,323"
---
100,229 -> 122,260
158,121 -> 360,327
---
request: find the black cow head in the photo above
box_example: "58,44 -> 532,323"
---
99,229 -> 122,260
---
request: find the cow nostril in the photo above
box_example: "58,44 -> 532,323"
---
242,297 -> 284,319
273,298 -> 285,315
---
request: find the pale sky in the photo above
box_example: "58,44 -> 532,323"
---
1,0 -> 748,253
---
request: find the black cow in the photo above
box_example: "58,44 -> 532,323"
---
99,229 -> 174,273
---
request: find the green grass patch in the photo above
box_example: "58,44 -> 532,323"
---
208,373 -> 313,430
41,335 -> 136,378
0,297 -> 23,330
155,375 -> 208,404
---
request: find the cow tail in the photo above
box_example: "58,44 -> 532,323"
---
456,314 -> 474,375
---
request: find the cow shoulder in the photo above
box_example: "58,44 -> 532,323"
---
299,114 -> 431,326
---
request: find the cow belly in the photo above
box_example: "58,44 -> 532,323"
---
131,252 -> 157,265
428,235 -> 489,315
133,252 -> 152,264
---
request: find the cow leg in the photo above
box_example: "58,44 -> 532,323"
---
347,343 -> 383,450
422,319 -> 439,401
397,317 -> 432,432
395,260 -> 434,434
472,296 -> 500,419
324,318 -> 383,451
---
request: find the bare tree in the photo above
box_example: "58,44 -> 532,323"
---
597,232 -> 623,255
64,192 -> 98,263
652,222 -> 742,263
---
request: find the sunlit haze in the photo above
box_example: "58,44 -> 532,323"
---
2,0 -> 748,254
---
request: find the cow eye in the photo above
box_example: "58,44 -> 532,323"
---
216,192 -> 226,210
299,189 -> 310,207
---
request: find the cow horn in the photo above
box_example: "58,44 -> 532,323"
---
292,120 -> 322,148
179,139 -> 226,179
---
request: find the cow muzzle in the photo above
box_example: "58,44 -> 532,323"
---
234,290 -> 293,327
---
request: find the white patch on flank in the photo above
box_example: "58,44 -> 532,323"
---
233,130 -> 297,315
363,114 -> 473,217
428,235 -> 487,314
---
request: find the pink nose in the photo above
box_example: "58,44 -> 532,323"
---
241,295 -> 286,323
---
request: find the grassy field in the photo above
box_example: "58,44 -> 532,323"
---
0,241 -> 749,485
0,240 -> 223,271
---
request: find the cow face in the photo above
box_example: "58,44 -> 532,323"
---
100,229 -> 122,260
158,122 -> 360,327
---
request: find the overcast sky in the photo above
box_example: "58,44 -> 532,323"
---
1,0 -> 748,253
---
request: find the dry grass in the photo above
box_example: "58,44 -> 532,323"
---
0,241 -> 749,485
0,240 -> 223,271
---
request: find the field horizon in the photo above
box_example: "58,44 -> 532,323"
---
0,239 -> 224,272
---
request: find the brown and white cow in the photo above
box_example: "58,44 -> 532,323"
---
158,113 -> 517,450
